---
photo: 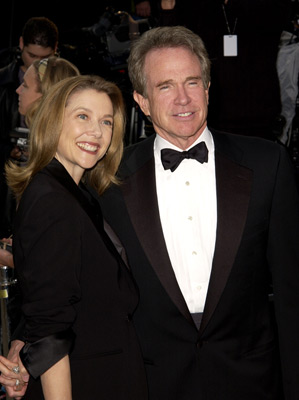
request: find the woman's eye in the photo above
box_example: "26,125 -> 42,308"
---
102,120 -> 113,127
78,114 -> 88,120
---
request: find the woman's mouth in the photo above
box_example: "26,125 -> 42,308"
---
76,142 -> 99,153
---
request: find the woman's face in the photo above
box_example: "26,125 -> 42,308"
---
55,88 -> 114,184
16,65 -> 42,115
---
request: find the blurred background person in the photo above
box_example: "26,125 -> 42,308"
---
17,56 -> 80,128
1,56 -> 79,244
186,0 -> 291,141
0,17 -> 59,239
0,58 -> 79,385
134,0 -> 186,26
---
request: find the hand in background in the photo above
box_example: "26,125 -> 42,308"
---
135,1 -> 151,17
10,146 -> 22,160
0,340 -> 29,399
161,0 -> 175,10
0,249 -> 13,267
0,238 -> 13,267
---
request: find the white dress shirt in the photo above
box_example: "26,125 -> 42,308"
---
154,127 -> 217,313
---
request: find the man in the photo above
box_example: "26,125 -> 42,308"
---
100,26 -> 299,399
134,0 -> 186,26
2,26 -> 299,399
0,16 -> 58,147
0,16 -> 58,238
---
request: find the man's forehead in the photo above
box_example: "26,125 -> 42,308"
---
144,47 -> 201,78
24,43 -> 55,57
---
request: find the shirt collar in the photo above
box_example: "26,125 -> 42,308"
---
154,127 -> 214,160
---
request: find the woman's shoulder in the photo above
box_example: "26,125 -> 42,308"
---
23,168 -> 68,201
18,169 -> 78,221
22,159 -> 75,201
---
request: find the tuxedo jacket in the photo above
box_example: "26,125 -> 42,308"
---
13,159 -> 148,400
100,130 -> 299,400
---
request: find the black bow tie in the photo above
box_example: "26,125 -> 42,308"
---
161,141 -> 208,172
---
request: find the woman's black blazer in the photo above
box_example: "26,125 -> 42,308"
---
13,158 -> 148,400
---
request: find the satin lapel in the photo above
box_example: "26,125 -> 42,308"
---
44,159 -> 103,233
44,159 -> 122,262
199,149 -> 253,335
122,156 -> 193,324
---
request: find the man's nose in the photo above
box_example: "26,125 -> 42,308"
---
174,86 -> 191,105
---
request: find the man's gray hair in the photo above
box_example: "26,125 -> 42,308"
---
128,26 -> 211,97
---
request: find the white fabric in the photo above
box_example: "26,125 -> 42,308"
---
154,128 -> 217,313
277,31 -> 299,144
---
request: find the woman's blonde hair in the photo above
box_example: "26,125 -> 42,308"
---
6,75 -> 125,202
25,56 -> 80,127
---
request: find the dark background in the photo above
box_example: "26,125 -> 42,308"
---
0,0 -> 134,50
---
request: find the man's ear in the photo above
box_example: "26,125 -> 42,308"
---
205,82 -> 210,104
19,36 -> 24,51
133,91 -> 150,117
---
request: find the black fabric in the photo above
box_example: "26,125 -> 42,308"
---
20,330 -> 75,379
0,58 -> 21,237
161,141 -> 208,172
13,159 -> 148,399
99,130 -> 299,399
191,312 -> 203,330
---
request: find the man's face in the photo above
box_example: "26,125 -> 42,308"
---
19,36 -> 56,71
134,47 -> 209,150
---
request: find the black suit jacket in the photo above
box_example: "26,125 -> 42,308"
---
100,130 -> 299,400
13,159 -> 148,400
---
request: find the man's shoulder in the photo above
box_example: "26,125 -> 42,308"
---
211,128 -> 283,162
0,59 -> 19,85
124,134 -> 155,156
120,134 -> 155,172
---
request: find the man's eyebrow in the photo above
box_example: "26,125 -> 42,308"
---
185,75 -> 202,82
156,76 -> 202,88
28,51 -> 53,58
156,79 -> 174,88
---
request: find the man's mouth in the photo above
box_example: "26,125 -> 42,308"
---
176,112 -> 193,117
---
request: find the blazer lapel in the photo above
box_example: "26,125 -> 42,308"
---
44,159 -> 103,231
121,146 -> 193,325
199,139 -> 253,334
44,159 -> 123,262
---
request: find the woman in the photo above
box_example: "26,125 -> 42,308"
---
0,58 -> 80,339
1,75 -> 148,399
16,56 -> 80,128
0,56 -> 79,258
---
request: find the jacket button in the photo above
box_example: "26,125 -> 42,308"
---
197,341 -> 202,349
197,340 -> 208,349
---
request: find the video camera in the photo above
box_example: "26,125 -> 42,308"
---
9,127 -> 29,163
